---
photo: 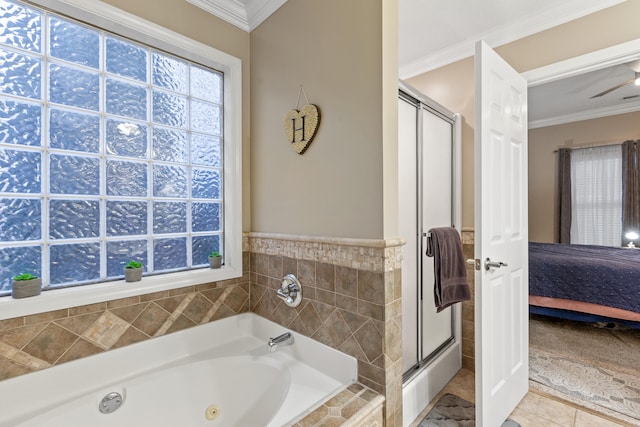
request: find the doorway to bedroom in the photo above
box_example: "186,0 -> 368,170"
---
525,39 -> 640,425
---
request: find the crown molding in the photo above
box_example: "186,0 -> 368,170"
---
244,0 -> 287,31
529,101 -> 640,129
399,0 -> 625,79
524,38 -> 640,87
186,0 -> 287,32
187,0 -> 248,31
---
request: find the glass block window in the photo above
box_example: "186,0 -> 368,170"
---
0,0 -> 224,294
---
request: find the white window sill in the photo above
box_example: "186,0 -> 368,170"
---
0,265 -> 242,321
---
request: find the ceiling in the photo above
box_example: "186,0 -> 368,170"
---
529,59 -> 640,128
190,0 -> 640,128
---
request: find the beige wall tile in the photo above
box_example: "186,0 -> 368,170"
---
82,311 -> 130,350
57,338 -> 103,364
23,323 -> 78,364
24,309 -> 69,325
336,266 -> 358,297
0,356 -> 32,380
0,323 -> 47,348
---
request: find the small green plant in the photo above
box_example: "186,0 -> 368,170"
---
208,251 -> 221,258
125,260 -> 142,269
12,273 -> 39,281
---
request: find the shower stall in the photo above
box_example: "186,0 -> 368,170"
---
398,81 -> 462,426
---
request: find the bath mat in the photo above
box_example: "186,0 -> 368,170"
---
418,393 -> 520,427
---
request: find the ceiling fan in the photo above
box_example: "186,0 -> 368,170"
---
590,60 -> 640,99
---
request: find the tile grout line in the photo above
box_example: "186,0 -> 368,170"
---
201,286 -> 234,324
154,293 -> 197,337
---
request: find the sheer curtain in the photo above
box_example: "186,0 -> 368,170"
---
570,145 -> 622,246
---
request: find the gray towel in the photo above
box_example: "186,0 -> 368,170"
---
426,227 -> 470,312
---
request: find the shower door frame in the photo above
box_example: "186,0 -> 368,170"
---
399,81 -> 463,426
398,81 -> 462,383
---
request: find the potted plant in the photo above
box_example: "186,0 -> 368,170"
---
208,251 -> 222,269
12,273 -> 42,299
124,260 -> 143,282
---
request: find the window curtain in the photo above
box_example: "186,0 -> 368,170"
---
557,148 -> 572,243
570,145 -> 622,246
622,139 -> 640,246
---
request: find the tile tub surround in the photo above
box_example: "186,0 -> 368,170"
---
0,277 -> 251,381
0,233 -> 402,426
248,232 -> 404,427
461,228 -> 475,372
292,382 -> 385,427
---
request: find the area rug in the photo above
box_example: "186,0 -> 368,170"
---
529,346 -> 640,426
418,393 -> 520,427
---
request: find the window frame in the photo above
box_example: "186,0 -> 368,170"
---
0,0 -> 243,320
569,145 -> 622,247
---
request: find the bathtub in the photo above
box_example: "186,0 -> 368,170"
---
0,313 -> 357,427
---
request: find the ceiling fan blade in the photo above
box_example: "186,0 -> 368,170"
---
589,78 -> 635,99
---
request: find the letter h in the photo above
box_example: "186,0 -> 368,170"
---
291,115 -> 306,143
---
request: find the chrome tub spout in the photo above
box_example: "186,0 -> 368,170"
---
268,332 -> 294,352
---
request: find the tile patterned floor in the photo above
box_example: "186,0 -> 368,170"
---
409,369 -> 636,427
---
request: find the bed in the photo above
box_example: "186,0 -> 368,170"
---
529,242 -> 640,328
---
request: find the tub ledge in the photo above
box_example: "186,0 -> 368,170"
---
290,382 -> 384,427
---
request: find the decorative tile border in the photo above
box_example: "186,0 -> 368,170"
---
247,232 -> 404,273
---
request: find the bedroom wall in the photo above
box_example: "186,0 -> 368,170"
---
529,111 -> 640,243
405,0 -> 640,374
405,0 -> 640,230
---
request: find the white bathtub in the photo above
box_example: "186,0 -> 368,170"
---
0,313 -> 357,427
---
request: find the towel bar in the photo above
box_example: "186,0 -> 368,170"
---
423,226 -> 457,238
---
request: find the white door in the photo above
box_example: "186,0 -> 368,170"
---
474,40 -> 529,426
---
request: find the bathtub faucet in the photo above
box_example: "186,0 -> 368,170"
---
268,332 -> 294,352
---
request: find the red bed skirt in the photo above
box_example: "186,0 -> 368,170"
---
529,295 -> 640,322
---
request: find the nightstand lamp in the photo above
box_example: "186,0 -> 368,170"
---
625,231 -> 639,248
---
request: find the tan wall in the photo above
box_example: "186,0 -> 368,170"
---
529,112 -> 640,243
250,0 -> 398,239
406,0 -> 640,229
102,0 -> 253,231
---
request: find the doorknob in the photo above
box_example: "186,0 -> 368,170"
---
485,258 -> 508,271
